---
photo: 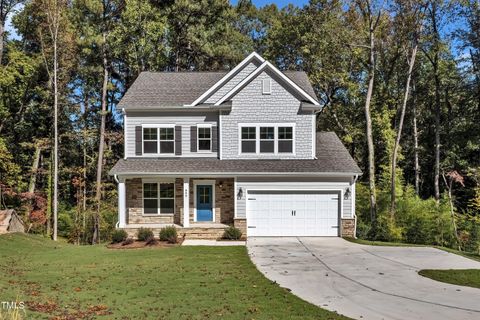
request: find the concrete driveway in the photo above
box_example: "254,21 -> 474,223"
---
247,237 -> 480,320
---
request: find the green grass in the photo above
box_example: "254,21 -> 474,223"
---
418,269 -> 480,289
0,233 -> 349,320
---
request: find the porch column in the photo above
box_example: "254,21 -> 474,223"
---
183,177 -> 190,227
118,177 -> 126,228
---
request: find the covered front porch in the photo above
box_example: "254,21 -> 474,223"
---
116,176 -> 242,239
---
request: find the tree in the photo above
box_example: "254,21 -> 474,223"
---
355,0 -> 383,222
390,0 -> 424,215
0,0 -> 24,64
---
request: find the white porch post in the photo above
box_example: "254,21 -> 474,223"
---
118,177 -> 126,228
183,177 -> 190,227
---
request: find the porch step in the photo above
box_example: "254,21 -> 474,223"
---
179,227 -> 226,240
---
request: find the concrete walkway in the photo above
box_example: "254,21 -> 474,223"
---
182,239 -> 245,246
247,237 -> 480,320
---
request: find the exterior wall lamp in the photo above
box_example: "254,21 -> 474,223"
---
344,187 -> 351,200
237,187 -> 243,200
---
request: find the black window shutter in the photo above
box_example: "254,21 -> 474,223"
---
175,126 -> 182,155
135,126 -> 142,156
212,126 -> 218,152
190,126 -> 197,152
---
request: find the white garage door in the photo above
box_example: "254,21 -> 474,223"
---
247,191 -> 340,237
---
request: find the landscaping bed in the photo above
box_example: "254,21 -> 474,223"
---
106,239 -> 182,249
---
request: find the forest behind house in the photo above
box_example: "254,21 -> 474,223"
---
0,0 -> 479,252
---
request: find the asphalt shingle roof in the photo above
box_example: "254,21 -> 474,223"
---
117,70 -> 318,109
109,132 -> 362,175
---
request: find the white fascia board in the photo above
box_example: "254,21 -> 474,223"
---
215,61 -> 320,106
117,172 -> 360,178
187,52 -> 265,106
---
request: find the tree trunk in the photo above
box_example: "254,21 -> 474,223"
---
28,145 -> 42,193
365,24 -> 377,222
53,29 -> 59,241
442,173 -> 461,251
93,31 -> 109,244
0,22 -> 4,64
412,81 -> 420,195
390,44 -> 418,215
433,59 -> 441,201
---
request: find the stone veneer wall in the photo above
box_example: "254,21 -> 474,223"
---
126,178 -> 182,225
233,218 -> 246,238
189,178 -> 234,225
341,218 -> 356,238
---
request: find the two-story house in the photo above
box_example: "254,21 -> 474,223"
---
109,52 -> 362,239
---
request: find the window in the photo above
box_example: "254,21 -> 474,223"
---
143,128 -> 158,154
241,127 -> 256,153
278,126 -> 293,153
142,127 -> 175,154
198,127 -> 211,151
239,124 -> 294,154
143,183 -> 158,214
159,183 -> 175,214
260,127 -> 274,153
143,182 -> 174,214
159,128 -> 174,154
262,79 -> 271,94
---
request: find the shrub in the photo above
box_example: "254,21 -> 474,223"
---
223,226 -> 242,240
159,226 -> 178,244
111,229 -> 128,244
145,235 -> 158,246
122,238 -> 134,246
136,227 -> 154,241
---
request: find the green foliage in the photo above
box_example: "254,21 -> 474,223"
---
58,212 -> 73,238
136,227 -> 154,241
159,226 -> 178,244
223,226 -> 242,240
111,229 -> 128,244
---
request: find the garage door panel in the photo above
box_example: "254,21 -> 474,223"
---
247,190 -> 340,237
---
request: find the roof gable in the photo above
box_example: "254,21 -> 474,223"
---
188,52 -> 265,106
214,61 -> 319,106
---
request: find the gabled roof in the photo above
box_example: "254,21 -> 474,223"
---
117,52 -> 319,110
117,72 -> 225,109
188,52 -> 265,106
215,61 -> 319,106
109,132 -> 362,175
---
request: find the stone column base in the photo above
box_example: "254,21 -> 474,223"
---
341,218 -> 356,238
234,218 -> 247,239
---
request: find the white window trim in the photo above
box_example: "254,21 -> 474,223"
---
193,180 -> 216,222
262,78 -> 271,95
238,123 -> 296,155
141,124 -> 176,157
197,123 -> 213,153
142,178 -> 175,216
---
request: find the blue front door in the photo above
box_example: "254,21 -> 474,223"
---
196,185 -> 213,221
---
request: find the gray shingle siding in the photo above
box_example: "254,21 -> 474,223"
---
221,72 -> 314,159
125,111 -> 218,158
205,62 -> 259,103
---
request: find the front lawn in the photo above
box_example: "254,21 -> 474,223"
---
418,269 -> 480,289
0,234 -> 348,319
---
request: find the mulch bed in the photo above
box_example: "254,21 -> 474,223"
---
106,239 -> 182,249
